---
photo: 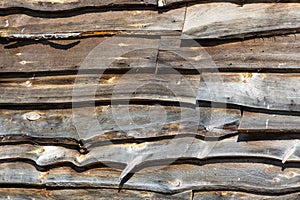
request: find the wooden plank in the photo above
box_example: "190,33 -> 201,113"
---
183,3 -> 300,39
193,191 -> 300,200
162,0 -> 300,7
0,188 -> 190,200
1,34 -> 299,74
1,162 -> 300,194
160,34 -> 300,71
0,0 -> 157,11
0,7 -> 185,39
239,111 -> 300,133
0,106 -> 240,144
0,37 -> 160,73
0,73 -> 200,104
0,34 -> 300,74
4,73 -> 300,112
1,136 -> 299,167
197,73 -> 300,112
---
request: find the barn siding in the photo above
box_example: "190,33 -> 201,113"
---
0,0 -> 300,199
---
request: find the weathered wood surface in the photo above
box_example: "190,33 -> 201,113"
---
0,188 -> 190,200
10,189 -> 300,200
0,8 -> 185,39
1,34 -> 299,74
1,162 -> 300,194
183,3 -> 300,39
239,111 -> 300,133
0,37 -> 159,73
198,73 -> 300,112
0,106 -> 240,145
1,3 -> 299,39
1,136 -> 300,167
0,73 -> 200,104
193,191 -> 300,200
2,72 -> 300,111
1,0 -> 299,11
0,0 -> 157,11
1,0 -> 300,198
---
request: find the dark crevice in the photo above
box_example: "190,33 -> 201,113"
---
4,40 -> 80,50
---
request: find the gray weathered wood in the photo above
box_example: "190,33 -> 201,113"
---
239,111 -> 300,133
0,37 -> 160,73
0,0 -> 157,11
0,73 -> 200,104
193,191 -> 300,200
183,3 -> 300,39
161,34 -> 300,71
197,73 -> 300,112
1,162 -> 300,194
0,188 -> 190,200
0,106 -> 240,144
162,0 -> 300,7
1,136 -> 299,167
0,8 -> 185,39
1,34 -> 299,74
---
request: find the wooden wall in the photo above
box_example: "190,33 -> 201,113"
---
0,0 -> 300,199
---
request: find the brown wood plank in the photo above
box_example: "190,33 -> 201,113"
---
239,111 -> 300,133
193,191 -> 300,200
197,73 -> 300,112
0,0 -> 157,11
0,8 -> 185,39
0,188 -> 190,200
0,106 -> 240,144
1,136 -> 299,167
1,162 -> 300,194
183,3 -> 300,39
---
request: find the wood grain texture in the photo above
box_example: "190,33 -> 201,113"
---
0,8 -> 185,38
0,73 -> 200,104
163,0 -> 300,7
239,111 -> 300,133
183,3 -> 300,39
1,0 -> 298,10
0,106 -> 240,145
0,0 -> 157,11
193,191 -> 300,200
0,188 -> 190,200
1,136 -> 300,167
1,34 -> 299,74
1,162 -> 300,194
3,72 -> 300,111
197,73 -> 300,112
0,37 -> 159,73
